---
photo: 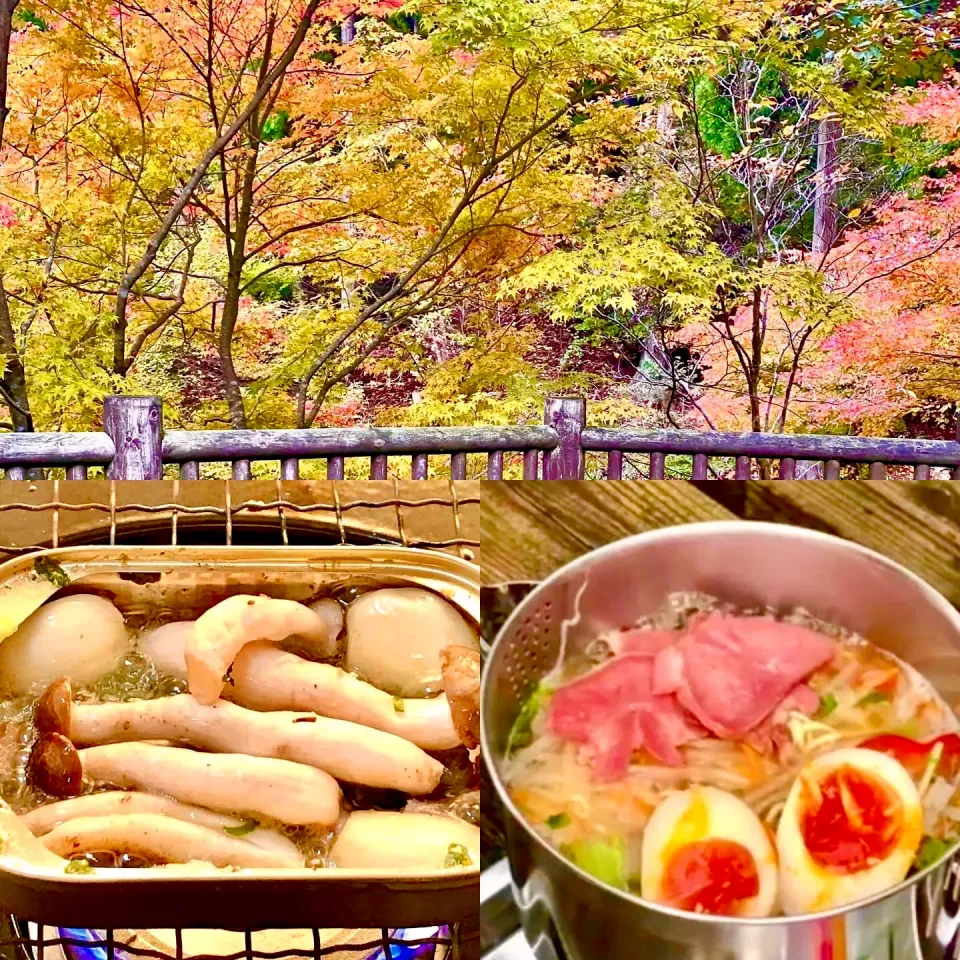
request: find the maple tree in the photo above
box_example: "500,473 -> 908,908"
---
0,0 -> 952,460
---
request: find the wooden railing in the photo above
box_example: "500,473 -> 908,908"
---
0,394 -> 957,480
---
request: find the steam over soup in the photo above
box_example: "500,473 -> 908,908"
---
503,593 -> 960,917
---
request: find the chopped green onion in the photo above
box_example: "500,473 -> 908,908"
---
224,818 -> 258,837
34,557 -> 70,588
393,697 -> 405,713
546,812 -> 570,829
856,691 -> 891,707
818,693 -> 838,717
442,843 -> 473,867
64,859 -> 93,875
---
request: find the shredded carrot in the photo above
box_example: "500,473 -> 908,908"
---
738,742 -> 765,784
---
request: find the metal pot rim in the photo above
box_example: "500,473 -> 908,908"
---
481,519 -> 960,927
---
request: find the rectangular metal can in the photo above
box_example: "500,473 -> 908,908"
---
0,545 -> 479,930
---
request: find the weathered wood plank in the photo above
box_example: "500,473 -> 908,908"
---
522,450 -> 539,480
606,450 -> 623,480
104,396 -> 163,480
702,482 -> 960,608
480,481 -> 736,584
0,434 -> 114,466
164,426 -> 557,461
582,427 -> 960,465
542,396 -> 585,480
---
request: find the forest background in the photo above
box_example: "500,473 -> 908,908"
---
0,0 -> 956,478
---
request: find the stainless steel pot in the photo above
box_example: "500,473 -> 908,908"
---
481,521 -> 960,960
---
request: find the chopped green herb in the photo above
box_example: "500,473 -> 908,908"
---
64,859 -> 93,875
393,697 -> 405,714
561,837 -> 627,890
34,557 -> 70,588
856,691 -> 891,707
224,818 -> 258,837
442,842 -> 473,868
507,682 -> 552,755
818,693 -> 838,717
914,835 -> 956,871
546,812 -> 570,830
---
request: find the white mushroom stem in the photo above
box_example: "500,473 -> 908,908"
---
307,599 -> 343,647
21,792 -> 301,861
41,814 -> 300,868
78,743 -> 340,826
70,695 -> 444,794
186,596 -> 335,705
330,811 -> 480,870
229,642 -> 461,751
138,625 -> 459,751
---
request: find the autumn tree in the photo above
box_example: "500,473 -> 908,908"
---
511,0 -> 957,438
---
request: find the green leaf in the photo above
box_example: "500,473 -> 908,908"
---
224,818 -> 258,837
546,812 -> 571,829
65,859 -> 93,874
818,693 -> 838,716
262,110 -> 291,142
856,691 -> 891,707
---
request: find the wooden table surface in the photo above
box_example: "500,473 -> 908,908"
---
480,481 -> 960,602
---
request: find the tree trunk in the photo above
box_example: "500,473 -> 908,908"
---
0,284 -> 31,431
218,125 -> 261,430
812,116 -> 841,255
791,114 -> 840,479
0,0 -> 32,433
218,280 -> 248,430
656,102 -> 675,147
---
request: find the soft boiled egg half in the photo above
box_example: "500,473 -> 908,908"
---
776,747 -> 923,915
641,785 -> 778,917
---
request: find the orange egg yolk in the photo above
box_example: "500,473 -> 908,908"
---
662,839 -> 760,915
799,766 -> 902,872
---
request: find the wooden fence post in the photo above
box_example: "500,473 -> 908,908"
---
103,395 -> 163,480
543,395 -> 585,480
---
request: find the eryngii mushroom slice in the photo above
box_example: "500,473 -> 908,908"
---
439,646 -> 480,750
40,814 -> 302,869
330,811 -> 480,870
137,626 -> 461,751
21,792 -> 302,862
186,596 -> 336,706
229,642 -> 461,751
59,688 -> 443,794
29,738 -> 341,826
